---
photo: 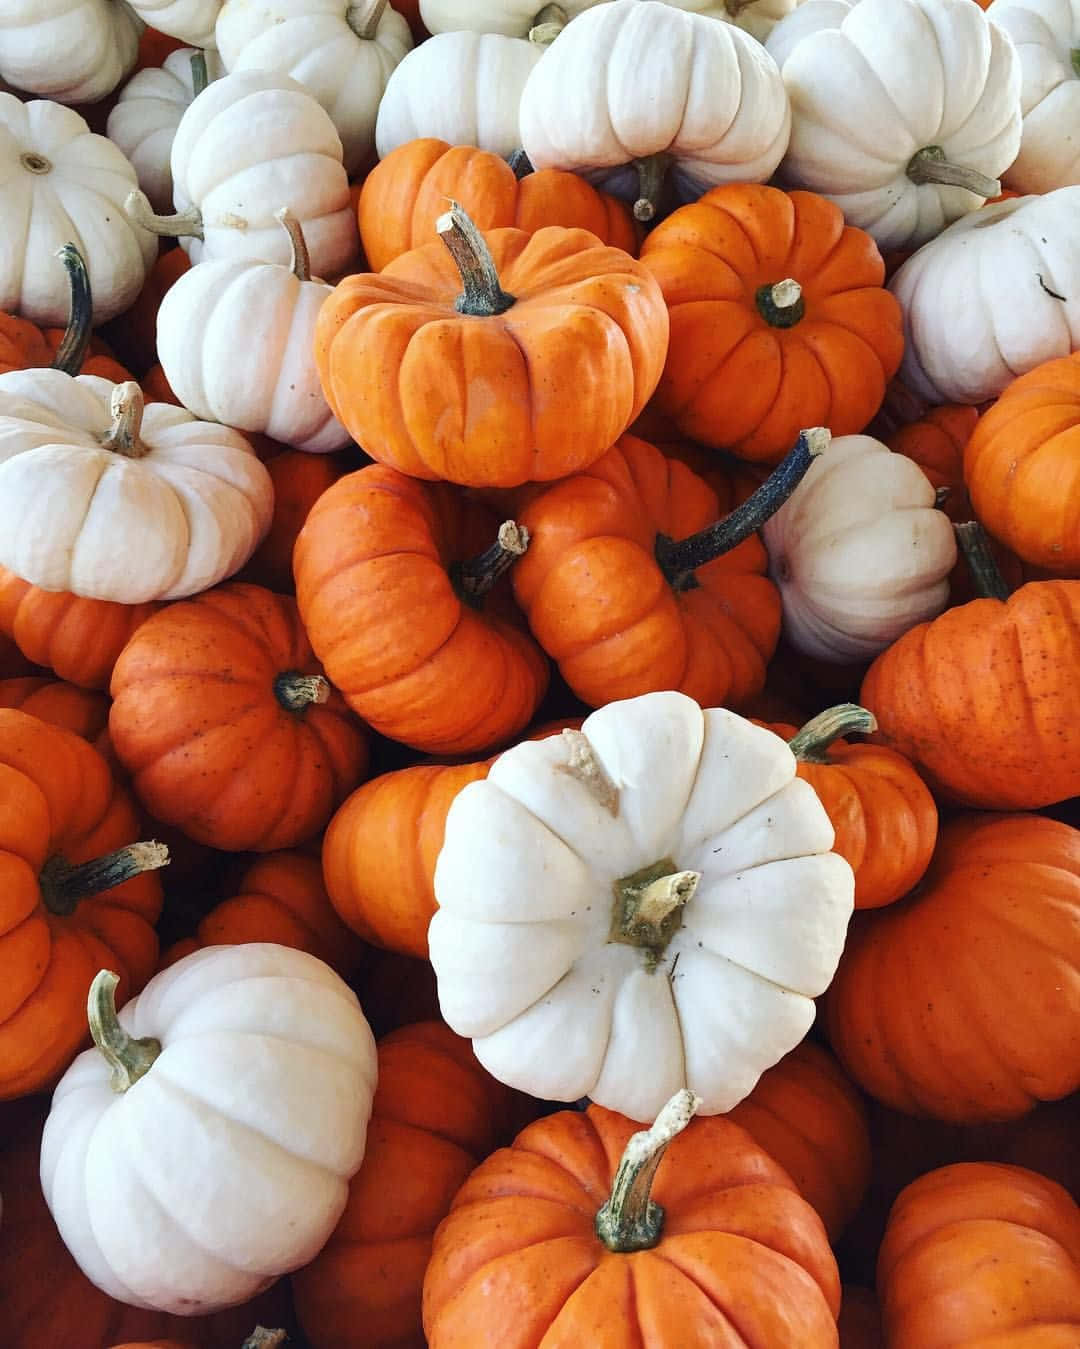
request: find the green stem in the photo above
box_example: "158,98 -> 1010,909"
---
190,51 -> 208,97
40,841 -> 170,916
50,244 -> 92,377
633,153 -> 672,224
609,859 -> 700,970
274,672 -> 331,711
437,201 -> 516,317
507,148 -> 534,180
907,146 -> 1000,198
88,969 -> 162,1093
99,382 -> 149,458
954,522 -> 1011,601
787,704 -> 877,763
125,188 -> 204,241
755,278 -> 804,328
454,521 -> 529,606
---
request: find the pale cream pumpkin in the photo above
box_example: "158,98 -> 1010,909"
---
0,0 -> 142,104
125,0 -> 223,46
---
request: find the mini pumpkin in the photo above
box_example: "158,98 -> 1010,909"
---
885,403 -> 979,521
239,449 -> 347,595
0,675 -> 110,749
0,0 -> 141,103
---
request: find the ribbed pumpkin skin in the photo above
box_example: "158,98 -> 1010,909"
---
0,311 -> 50,374
240,450 -> 347,595
639,184 -> 903,464
0,676 -> 109,744
827,814 -> 1080,1124
877,1163 -> 1080,1348
859,581 -> 1080,809
511,434 -> 780,709
886,404 -> 979,522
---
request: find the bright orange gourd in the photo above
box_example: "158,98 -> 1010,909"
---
0,676 -> 109,745
239,449 -> 348,595
886,404 -> 979,521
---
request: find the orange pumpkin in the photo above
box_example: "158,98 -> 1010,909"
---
294,465 -> 548,753
105,246 -> 192,376
827,813 -> 1080,1124
239,449 -> 349,594
358,139 -> 639,271
886,404 -> 979,521
877,1163 -> 1080,1347
0,709 -> 162,1098
108,583 -> 369,851
0,675 -> 109,745
315,204 -> 669,487
638,183 -> 903,464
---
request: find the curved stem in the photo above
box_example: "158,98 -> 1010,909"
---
437,201 -> 516,317
190,50 -> 208,98
787,704 -> 878,764
50,244 -> 93,376
507,148 -> 534,180
610,857 -> 699,969
346,0 -> 388,38
756,278 -> 804,329
633,153 -> 672,224
529,2 -> 568,43
274,672 -> 331,711
907,146 -> 1000,199
88,970 -> 162,1094
595,1089 -> 701,1251
99,381 -> 149,458
557,729 -> 620,816
455,520 -> 529,606
40,841 -> 170,916
954,521 -> 1011,601
655,426 -> 830,591
125,188 -> 204,241
275,207 -> 311,282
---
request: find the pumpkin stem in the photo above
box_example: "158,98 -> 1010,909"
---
787,703 -> 878,764
655,426 -> 829,591
725,0 -> 754,14
88,969 -> 162,1094
906,146 -> 1000,199
346,0 -> 388,39
556,729 -> 621,814
40,841 -> 170,917
99,381 -> 150,458
632,152 -> 673,224
507,148 -> 534,180
610,857 -> 699,969
934,485 -> 951,510
1072,48 -> 1080,78
954,521 -> 1011,601
437,201 -> 517,317
20,151 -> 52,174
756,278 -> 805,328
274,672 -> 331,711
454,520 -> 530,607
125,188 -> 205,241
595,1088 -> 702,1251
50,244 -> 93,377
241,1330 -> 289,1349
190,50 -> 209,97
529,3 -> 568,43
274,207 -> 312,282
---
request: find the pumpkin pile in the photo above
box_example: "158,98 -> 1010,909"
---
0,0 -> 1078,1346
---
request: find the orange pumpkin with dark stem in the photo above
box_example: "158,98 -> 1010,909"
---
239,449 -> 349,594
877,1163 -> 1080,1347
315,203 -> 669,487
638,183 -> 903,464
108,583 -> 369,851
294,465 -> 549,753
0,709 -> 163,1098
359,139 -> 639,271
827,813 -> 1080,1124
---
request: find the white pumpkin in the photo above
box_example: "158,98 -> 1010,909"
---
215,0 -> 412,176
0,370 -> 273,602
0,95 -> 157,326
988,0 -> 1080,192
519,0 -> 791,221
375,30 -> 544,159
157,211 -> 349,453
125,69 -> 358,278
106,49 -> 225,214
766,0 -> 1023,252
429,691 -> 854,1122
125,0 -> 222,46
0,0 -> 142,104
890,188 -> 1080,404
41,946 -> 378,1315
761,434 -> 956,663
418,0 -> 604,36
664,0 -> 806,44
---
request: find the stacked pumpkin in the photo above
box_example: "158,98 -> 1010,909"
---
1,0 -> 1078,1346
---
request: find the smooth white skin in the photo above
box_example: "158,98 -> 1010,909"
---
0,370 -> 274,603
664,0 -> 806,44
0,95 -> 157,326
126,0 -> 222,47
766,0 -> 1023,252
157,256 -> 349,452
430,692 -> 854,1123
990,0 -> 1080,192
41,944 -> 378,1316
419,0 -> 604,36
762,435 -> 957,662
215,0 -> 412,176
890,187 -> 1080,403
0,0 -> 142,103
519,0 -> 791,204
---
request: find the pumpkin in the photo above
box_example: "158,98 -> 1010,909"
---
424,1090 -> 842,1346
0,708 -> 164,1099
827,812 -> 1080,1124
766,0 -> 1022,252
0,371 -> 273,603
294,1020 -> 522,1349
885,403 -> 979,520
519,0 -> 792,222
418,0 -> 603,36
0,0 -> 142,104
239,450 -> 347,595
124,0 -> 222,46
0,675 -> 110,747
106,247 -> 191,377
358,138 -> 638,272
877,1162 -> 1080,1346
638,183 -> 903,463
215,0 -> 413,176
667,0 -> 807,43
108,583 -> 369,852
41,946 -> 378,1314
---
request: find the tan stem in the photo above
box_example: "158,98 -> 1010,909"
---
88,969 -> 162,1094
274,672 -> 331,711
40,840 -> 170,916
756,277 -> 805,328
906,146 -> 1000,198
529,2 -> 568,42
99,382 -> 149,458
787,704 -> 877,763
241,1331 -> 289,1349
346,0 -> 388,39
274,207 -> 311,281
437,201 -> 516,316
556,729 -> 620,816
634,871 -> 700,926
610,857 -> 699,968
125,188 -> 204,240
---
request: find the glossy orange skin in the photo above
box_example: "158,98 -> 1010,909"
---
511,434 -> 779,710
639,184 -> 903,464
827,814 -> 1080,1124
859,581 -> 1080,809
359,140 -> 639,271
0,709 -> 161,1099
423,1104 -> 842,1348
294,465 -> 548,753
109,584 -> 369,851
878,1163 -> 1080,1347
964,353 -> 1080,573
294,1021 -> 520,1349
315,224 -> 669,487
887,403 -> 979,521
240,449 -> 347,594
726,1041 -> 871,1243
0,675 -> 109,743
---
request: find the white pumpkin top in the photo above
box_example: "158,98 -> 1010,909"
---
419,0 -> 604,36
41,944 -> 378,1316
0,95 -> 157,326
0,0 -> 142,104
670,0 -> 807,44
126,0 -> 222,47
0,370 -> 274,603
430,691 -> 854,1122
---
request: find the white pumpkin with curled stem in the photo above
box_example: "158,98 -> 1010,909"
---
429,690 -> 854,1122
157,209 -> 350,453
0,0 -> 142,104
40,946 -> 378,1315
0,370 -> 273,603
